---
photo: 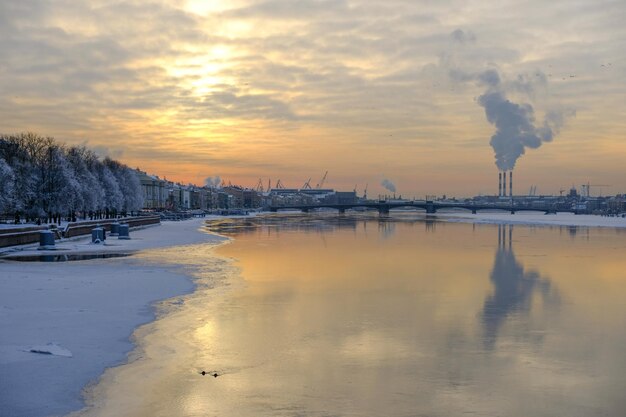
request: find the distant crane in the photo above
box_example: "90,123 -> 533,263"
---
275,179 -> 285,189
364,183 -> 368,199
267,178 -> 271,191
582,183 -> 610,197
302,178 -> 312,189
316,171 -> 328,189
255,178 -> 264,192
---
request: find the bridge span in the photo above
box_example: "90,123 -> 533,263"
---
269,201 -> 574,215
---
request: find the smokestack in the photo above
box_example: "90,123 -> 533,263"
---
509,170 -> 513,197
498,172 -> 502,197
502,171 -> 507,197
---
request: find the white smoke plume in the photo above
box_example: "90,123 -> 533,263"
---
204,175 -> 221,188
381,179 -> 396,193
473,68 -> 572,171
446,29 -> 574,171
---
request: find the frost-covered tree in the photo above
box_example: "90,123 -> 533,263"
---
44,145 -> 82,216
0,134 -> 39,218
0,132 -> 146,220
124,168 -> 144,212
66,146 -> 104,213
104,158 -> 144,213
0,157 -> 15,214
98,162 -> 123,213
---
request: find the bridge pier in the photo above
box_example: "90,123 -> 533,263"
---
425,201 -> 436,214
338,208 -> 346,214
378,205 -> 390,215
302,208 -> 310,213
510,210 -> 515,214
471,209 -> 477,214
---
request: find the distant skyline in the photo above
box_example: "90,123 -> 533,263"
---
1,0 -> 624,197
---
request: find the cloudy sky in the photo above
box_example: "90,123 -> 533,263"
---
1,0 -> 624,196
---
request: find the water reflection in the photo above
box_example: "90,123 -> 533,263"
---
78,215 -> 626,417
481,225 -> 558,350
377,218 -> 396,239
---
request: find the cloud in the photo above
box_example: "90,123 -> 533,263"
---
0,0 -> 622,191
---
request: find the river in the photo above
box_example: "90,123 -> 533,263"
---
76,213 -> 626,417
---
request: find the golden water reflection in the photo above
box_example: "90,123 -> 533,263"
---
79,214 -> 626,417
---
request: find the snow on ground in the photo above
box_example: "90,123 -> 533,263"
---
433,211 -> 626,228
0,218 -> 225,417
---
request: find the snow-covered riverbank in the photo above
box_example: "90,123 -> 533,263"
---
433,211 -> 626,228
0,218 -> 225,417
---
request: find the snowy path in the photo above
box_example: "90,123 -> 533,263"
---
0,218 -> 225,417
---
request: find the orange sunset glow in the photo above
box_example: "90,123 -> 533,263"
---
1,0 -> 624,196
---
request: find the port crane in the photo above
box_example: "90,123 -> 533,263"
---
316,171 -> 328,189
582,183 -> 610,197
255,178 -> 264,192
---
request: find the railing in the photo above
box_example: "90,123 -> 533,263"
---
0,216 -> 160,248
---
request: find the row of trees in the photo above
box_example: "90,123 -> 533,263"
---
0,132 -> 144,223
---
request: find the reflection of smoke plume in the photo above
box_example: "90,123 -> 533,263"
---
381,179 -> 396,193
204,175 -> 221,188
476,69 -> 570,171
481,225 -> 558,350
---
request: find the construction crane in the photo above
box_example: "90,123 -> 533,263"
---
275,179 -> 285,189
302,178 -> 312,189
582,183 -> 610,197
316,171 -> 328,189
255,178 -> 264,192
364,183 -> 368,199
267,178 -> 271,191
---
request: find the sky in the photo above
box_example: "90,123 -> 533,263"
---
1,0 -> 625,197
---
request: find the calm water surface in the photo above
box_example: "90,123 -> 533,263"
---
77,214 -> 626,417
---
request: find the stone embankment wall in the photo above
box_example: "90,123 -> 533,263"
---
0,216 -> 160,248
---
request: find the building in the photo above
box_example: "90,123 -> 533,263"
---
137,170 -> 167,209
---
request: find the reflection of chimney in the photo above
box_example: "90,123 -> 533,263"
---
509,170 -> 513,197
502,172 -> 507,197
498,172 -> 502,197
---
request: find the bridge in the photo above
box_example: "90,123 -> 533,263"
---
269,200 -> 575,215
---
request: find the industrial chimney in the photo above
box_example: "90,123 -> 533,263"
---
509,170 -> 513,197
498,172 -> 502,197
502,171 -> 507,197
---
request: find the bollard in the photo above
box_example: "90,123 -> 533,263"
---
118,224 -> 130,240
91,227 -> 104,244
110,223 -> 120,236
38,230 -> 56,250
95,223 -> 106,240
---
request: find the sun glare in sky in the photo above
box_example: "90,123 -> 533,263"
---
0,0 -> 624,195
